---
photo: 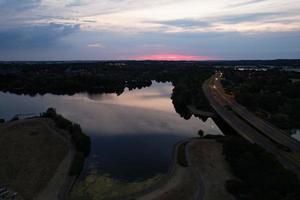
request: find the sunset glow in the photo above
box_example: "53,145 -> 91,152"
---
131,54 -> 212,61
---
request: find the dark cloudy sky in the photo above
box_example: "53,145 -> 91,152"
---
0,0 -> 299,60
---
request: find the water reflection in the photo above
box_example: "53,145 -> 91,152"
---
87,81 -> 174,113
0,81 -> 223,180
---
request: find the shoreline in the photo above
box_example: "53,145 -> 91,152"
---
127,137 -> 234,200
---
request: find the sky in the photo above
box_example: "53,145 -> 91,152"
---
0,0 -> 299,60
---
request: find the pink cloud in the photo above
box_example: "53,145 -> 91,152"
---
130,54 -> 213,61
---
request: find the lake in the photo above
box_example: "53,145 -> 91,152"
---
0,81 -> 223,180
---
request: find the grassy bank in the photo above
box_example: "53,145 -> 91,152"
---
70,172 -> 162,200
0,118 -> 68,200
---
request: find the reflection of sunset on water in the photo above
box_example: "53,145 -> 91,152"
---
87,81 -> 174,112
0,81 -> 222,136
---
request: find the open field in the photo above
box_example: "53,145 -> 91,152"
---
0,118 -> 70,200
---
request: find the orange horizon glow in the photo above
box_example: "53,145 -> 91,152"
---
131,54 -> 212,61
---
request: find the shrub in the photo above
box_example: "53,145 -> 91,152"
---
69,152 -> 85,175
198,130 -> 204,137
225,179 -> 245,195
177,142 -> 188,167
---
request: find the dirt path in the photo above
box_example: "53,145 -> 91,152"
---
34,120 -> 76,200
187,139 -> 235,200
138,165 -> 196,200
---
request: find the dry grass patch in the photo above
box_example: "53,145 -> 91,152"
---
0,118 -> 68,200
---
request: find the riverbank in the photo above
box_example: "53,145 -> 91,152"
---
0,118 -> 72,200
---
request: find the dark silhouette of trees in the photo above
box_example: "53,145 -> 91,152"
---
223,135 -> 300,200
222,69 -> 300,130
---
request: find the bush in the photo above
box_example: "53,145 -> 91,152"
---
10,116 -> 19,121
270,113 -> 290,129
69,152 -> 85,175
198,129 -> 204,137
177,142 -> 188,167
225,179 -> 245,195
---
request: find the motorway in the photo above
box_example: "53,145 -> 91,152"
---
203,72 -> 300,177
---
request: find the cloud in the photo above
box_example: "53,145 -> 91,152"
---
0,23 -> 80,49
147,19 -> 211,28
229,0 -> 268,7
149,12 -> 285,28
144,11 -> 300,34
219,12 -> 283,24
66,0 -> 90,7
0,0 -> 41,11
87,43 -> 105,48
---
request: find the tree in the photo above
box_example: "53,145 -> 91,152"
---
198,129 -> 204,137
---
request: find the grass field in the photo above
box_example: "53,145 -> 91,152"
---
0,118 -> 68,200
70,172 -> 162,200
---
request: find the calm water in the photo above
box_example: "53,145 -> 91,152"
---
0,81 -> 223,180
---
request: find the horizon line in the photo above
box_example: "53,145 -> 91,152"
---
0,58 -> 300,62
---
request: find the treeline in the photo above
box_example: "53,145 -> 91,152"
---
223,135 -> 300,200
0,63 -> 214,120
0,62 -> 210,95
222,69 -> 300,130
171,69 -> 213,120
41,108 -> 91,175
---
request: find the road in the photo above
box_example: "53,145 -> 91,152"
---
203,72 -> 300,177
